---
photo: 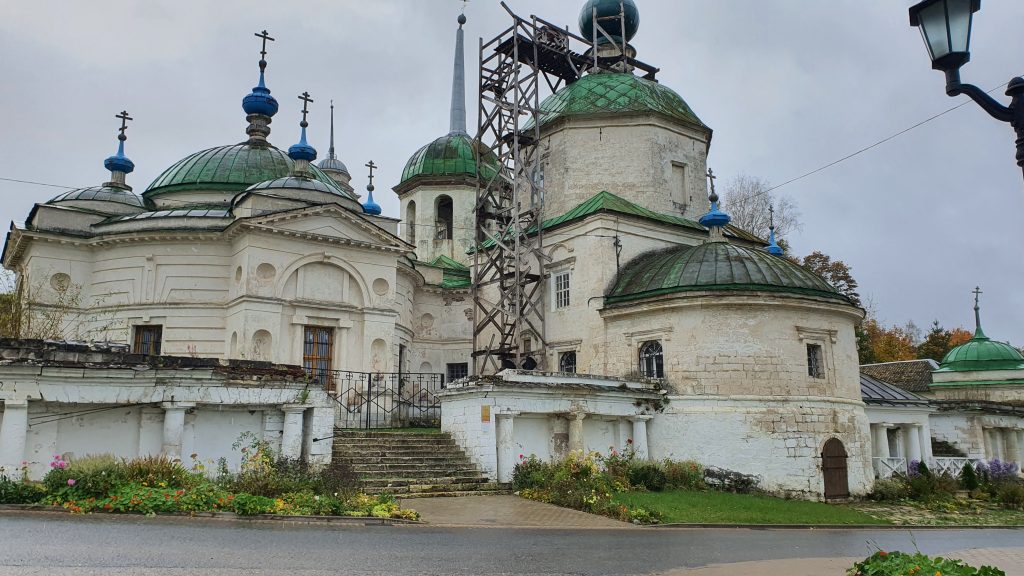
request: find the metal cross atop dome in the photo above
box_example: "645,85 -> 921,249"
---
973,286 -> 985,336
365,160 -> 377,190
255,30 -> 274,71
298,91 -> 314,126
706,168 -> 717,202
115,110 -> 132,140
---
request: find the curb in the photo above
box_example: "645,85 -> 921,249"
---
0,504 -> 422,526
650,522 -> 1024,530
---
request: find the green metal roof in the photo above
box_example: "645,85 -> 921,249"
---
605,241 -> 850,305
428,254 -> 470,272
417,255 -> 471,289
526,73 -> 706,131
936,329 -> 1024,373
473,191 -> 763,251
145,144 -> 351,199
400,132 -> 500,185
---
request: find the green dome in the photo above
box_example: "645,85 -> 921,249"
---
579,0 -> 639,45
605,242 -> 850,305
145,143 -> 351,199
399,132 -> 500,185
527,73 -> 706,131
937,331 -> 1024,373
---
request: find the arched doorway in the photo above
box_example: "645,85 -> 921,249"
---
821,438 -> 849,500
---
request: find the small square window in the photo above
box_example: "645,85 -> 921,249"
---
446,362 -> 469,382
807,343 -> 824,379
133,325 -> 163,356
554,271 -> 570,309
558,351 -> 577,373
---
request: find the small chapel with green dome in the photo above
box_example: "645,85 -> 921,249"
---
9,0 -> 1011,500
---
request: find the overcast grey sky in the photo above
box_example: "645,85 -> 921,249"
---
1,0 -> 1022,344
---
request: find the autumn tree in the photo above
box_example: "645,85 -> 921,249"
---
800,251 -> 861,308
916,320 -> 973,361
859,317 -> 918,364
721,174 -> 801,250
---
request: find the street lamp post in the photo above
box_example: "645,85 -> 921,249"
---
909,0 -> 1024,180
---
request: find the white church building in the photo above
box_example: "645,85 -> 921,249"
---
15,0 -> 1007,500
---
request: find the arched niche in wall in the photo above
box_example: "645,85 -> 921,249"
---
419,361 -> 433,373
370,338 -> 388,372
279,260 -> 366,308
229,331 -> 238,358
406,201 -> 417,244
251,330 -> 273,361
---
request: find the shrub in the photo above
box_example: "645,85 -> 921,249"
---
662,460 -> 705,490
703,466 -> 759,494
0,476 -> 46,504
849,550 -> 1005,576
511,455 -> 552,491
628,463 -> 667,492
43,453 -> 123,500
960,462 -> 980,491
997,484 -> 1024,511
869,478 -> 908,502
228,493 -> 278,516
121,455 -> 195,489
985,459 -> 1021,484
600,447 -> 635,489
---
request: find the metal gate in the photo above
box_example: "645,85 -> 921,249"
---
308,369 -> 445,429
822,438 -> 850,499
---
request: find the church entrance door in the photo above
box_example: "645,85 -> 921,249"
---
822,438 -> 850,500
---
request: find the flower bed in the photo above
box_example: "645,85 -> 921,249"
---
0,435 -> 417,521
848,550 -> 1005,576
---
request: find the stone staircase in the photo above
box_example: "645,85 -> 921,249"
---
331,429 -> 510,498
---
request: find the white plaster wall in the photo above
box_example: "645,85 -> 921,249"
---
440,394 -> 498,478
398,183 -> 475,266
540,115 -> 711,221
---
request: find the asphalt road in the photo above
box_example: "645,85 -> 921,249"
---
0,513 -> 1020,575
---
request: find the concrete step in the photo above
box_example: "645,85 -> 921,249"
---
395,489 -> 513,499
334,441 -> 460,450
350,468 -> 484,477
333,446 -> 463,454
335,456 -> 472,466
363,482 -> 505,495
361,476 -> 489,488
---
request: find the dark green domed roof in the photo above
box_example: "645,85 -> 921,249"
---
528,73 -> 706,131
606,242 -> 850,305
399,132 -> 500,185
937,330 -> 1024,373
145,144 -> 351,198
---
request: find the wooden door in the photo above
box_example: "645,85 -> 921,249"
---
822,438 -> 850,500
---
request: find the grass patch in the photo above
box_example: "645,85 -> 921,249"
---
613,489 -> 887,525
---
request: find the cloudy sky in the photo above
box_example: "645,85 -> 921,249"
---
1,0 -> 1022,344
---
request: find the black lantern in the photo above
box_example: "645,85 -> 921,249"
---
909,0 -> 980,72
908,0 -> 1024,181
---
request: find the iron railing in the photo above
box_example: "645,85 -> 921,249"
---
306,368 -> 445,429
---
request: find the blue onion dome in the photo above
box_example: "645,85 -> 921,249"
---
362,183 -> 382,215
104,138 -> 135,174
579,0 -> 639,46
699,188 -> 731,230
242,66 -> 279,117
288,128 -> 317,162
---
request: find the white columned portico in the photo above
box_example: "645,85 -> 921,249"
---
1003,429 -> 1020,466
161,402 -> 193,459
629,416 -> 652,460
907,425 -> 922,463
495,411 -> 519,483
983,428 -> 994,460
0,399 -> 29,474
280,405 -> 307,460
918,424 -> 932,461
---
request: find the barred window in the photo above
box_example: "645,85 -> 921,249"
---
554,271 -> 570,309
558,351 -> 577,373
639,340 -> 664,379
446,362 -> 469,382
807,344 -> 825,379
133,325 -> 162,356
303,326 -> 334,387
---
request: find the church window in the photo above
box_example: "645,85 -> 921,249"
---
807,343 -> 825,379
446,362 -> 469,382
554,271 -> 571,309
303,326 -> 334,387
639,340 -> 664,379
133,325 -> 162,356
559,351 -> 577,373
406,201 -> 417,244
436,196 -> 453,240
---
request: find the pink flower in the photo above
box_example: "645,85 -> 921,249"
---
519,454 -> 525,460
67,479 -> 76,486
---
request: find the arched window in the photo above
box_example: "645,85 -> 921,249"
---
559,350 -> 577,373
406,201 -> 417,244
638,340 -> 664,379
436,195 -> 453,240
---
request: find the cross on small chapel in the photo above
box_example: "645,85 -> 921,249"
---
298,91 -> 314,126
768,203 -> 776,229
706,168 -> 718,202
115,110 -> 132,140
365,160 -> 378,189
973,286 -> 983,308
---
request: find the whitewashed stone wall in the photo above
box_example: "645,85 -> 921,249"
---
397,183 -> 475,266
0,342 -> 335,480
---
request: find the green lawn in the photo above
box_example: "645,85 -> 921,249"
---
613,490 -> 887,525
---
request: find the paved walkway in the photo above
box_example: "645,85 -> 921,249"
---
401,494 -> 636,529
